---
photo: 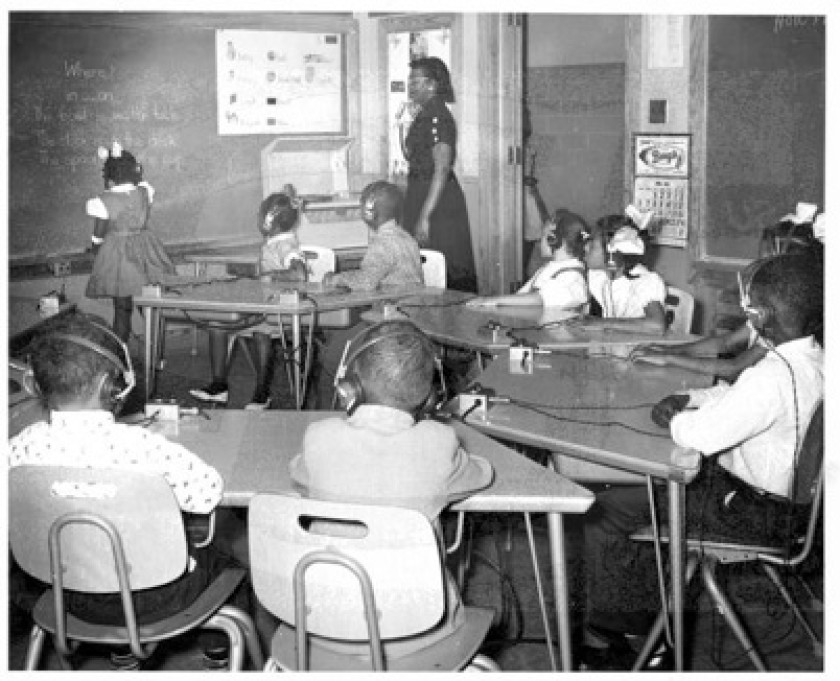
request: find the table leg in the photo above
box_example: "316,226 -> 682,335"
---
547,511 -> 573,670
142,305 -> 157,401
668,479 -> 686,670
291,313 -> 302,410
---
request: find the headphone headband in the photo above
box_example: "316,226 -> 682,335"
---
51,322 -> 135,403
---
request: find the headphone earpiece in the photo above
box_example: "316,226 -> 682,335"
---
52,320 -> 135,404
333,322 -> 442,419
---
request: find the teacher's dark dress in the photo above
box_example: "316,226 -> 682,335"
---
403,96 -> 477,292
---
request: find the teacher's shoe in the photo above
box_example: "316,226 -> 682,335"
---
189,381 -> 229,404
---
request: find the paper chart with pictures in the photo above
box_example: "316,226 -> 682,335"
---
216,30 -> 344,135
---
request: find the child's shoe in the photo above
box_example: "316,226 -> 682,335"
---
110,649 -> 142,671
245,386 -> 271,411
189,381 -> 229,404
201,645 -> 230,670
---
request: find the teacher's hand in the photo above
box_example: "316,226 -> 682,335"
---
415,216 -> 431,247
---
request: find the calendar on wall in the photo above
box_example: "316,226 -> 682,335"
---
632,134 -> 691,247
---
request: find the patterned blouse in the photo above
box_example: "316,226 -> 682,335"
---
8,411 -> 223,514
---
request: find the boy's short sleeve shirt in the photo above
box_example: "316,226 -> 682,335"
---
260,232 -> 304,274
609,264 -> 667,318
8,411 -> 223,514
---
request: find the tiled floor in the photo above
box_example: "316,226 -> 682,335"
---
7,327 -> 825,672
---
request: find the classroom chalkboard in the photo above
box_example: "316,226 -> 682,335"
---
8,13 -> 348,261
703,15 -> 824,260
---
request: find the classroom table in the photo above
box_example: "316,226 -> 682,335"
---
387,290 -> 698,356
154,409 -> 594,671
135,279 -> 444,407
459,351 -> 710,671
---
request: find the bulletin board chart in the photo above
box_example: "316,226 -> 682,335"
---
632,133 -> 691,248
216,30 -> 345,136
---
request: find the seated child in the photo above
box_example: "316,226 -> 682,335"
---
323,180 -> 424,291
313,181 -> 425,408
190,189 -> 308,408
631,210 -> 824,382
289,319 -> 494,658
579,253 -> 823,670
576,207 -> 667,335
466,208 -> 590,311
8,312 -> 236,668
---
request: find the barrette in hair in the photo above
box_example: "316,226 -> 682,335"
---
97,146 -> 110,161
624,204 -> 654,232
112,141 -> 123,158
780,201 -> 818,225
607,225 -> 645,255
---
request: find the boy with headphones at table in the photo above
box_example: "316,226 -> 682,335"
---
578,254 -> 823,670
8,312 -> 242,669
289,319 -> 493,659
466,208 -> 590,311
630,208 -> 824,382
312,181 -> 424,408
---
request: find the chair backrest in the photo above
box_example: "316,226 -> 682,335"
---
9,465 -> 188,592
664,286 -> 695,334
300,245 -> 337,283
419,249 -> 447,288
792,400 -> 824,505
249,494 -> 445,641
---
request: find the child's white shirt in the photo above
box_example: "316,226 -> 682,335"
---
518,258 -> 588,309
605,264 -> 666,318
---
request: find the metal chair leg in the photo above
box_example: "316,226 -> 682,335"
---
203,612 -> 246,671
700,556 -> 767,671
632,551 -> 701,671
218,604 -> 265,670
24,625 -> 47,670
523,512 -> 557,671
761,563 -> 822,655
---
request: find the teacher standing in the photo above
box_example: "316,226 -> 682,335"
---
401,57 -> 477,293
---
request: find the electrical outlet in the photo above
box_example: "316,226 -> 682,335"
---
51,260 -> 71,277
509,347 -> 535,375
145,401 -> 180,421
458,393 -> 488,419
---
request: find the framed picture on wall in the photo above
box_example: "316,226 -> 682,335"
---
633,133 -> 690,178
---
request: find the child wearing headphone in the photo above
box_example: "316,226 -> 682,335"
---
190,190 -> 308,409
8,312 -> 241,669
312,181 -> 425,408
630,209 -> 824,382
86,141 -> 175,343
574,207 -> 668,335
578,254 -> 823,670
465,209 -> 590,311
289,320 -> 493,658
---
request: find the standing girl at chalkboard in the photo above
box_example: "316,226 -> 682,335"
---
86,141 -> 175,342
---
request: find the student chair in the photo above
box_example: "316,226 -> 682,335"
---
420,249 -> 447,288
630,401 -> 824,671
9,465 -> 263,671
225,245 -> 348,398
664,286 -> 695,335
248,493 -> 499,671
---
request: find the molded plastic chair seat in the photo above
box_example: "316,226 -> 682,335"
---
270,607 -> 495,672
10,466 -> 263,671
664,286 -> 695,334
420,249 -> 447,288
249,494 -> 499,672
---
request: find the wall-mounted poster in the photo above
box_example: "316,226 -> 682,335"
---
634,133 -> 690,177
216,30 -> 345,136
